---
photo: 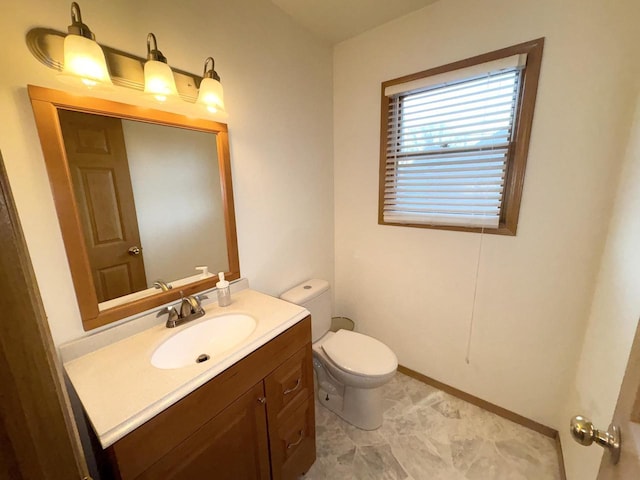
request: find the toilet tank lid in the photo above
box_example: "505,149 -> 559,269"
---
280,279 -> 329,304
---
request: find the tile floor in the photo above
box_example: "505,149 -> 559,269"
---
303,372 -> 562,479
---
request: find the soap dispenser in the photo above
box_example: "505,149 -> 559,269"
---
216,272 -> 231,307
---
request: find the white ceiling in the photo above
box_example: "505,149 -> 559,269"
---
270,0 -> 440,44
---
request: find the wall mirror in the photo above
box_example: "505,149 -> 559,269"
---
28,85 -> 239,331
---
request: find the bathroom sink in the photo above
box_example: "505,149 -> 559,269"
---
151,314 -> 256,369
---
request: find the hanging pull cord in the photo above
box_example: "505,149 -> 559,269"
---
465,227 -> 484,364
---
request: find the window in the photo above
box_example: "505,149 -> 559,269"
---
379,39 -> 544,235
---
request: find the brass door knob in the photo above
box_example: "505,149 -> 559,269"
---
570,415 -> 621,464
128,246 -> 142,256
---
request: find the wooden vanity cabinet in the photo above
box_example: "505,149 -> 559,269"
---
95,316 -> 315,480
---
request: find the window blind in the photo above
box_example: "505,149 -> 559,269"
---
383,65 -> 523,229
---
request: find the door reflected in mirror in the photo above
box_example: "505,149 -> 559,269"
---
58,110 -> 229,307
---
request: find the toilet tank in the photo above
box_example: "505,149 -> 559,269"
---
280,279 -> 331,342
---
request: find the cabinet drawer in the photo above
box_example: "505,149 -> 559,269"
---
264,344 -> 313,418
269,394 -> 316,480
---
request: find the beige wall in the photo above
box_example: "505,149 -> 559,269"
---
0,0 -> 334,344
333,0 -> 639,440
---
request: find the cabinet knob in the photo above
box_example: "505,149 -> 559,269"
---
257,396 -> 266,404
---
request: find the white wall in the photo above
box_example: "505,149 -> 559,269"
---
0,0 -> 334,345
333,0 -> 639,431
123,120 -> 228,284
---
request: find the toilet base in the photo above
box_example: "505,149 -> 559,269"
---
312,347 -> 393,431
316,383 -> 384,431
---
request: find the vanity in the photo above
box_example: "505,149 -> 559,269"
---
62,287 -> 316,480
28,85 -> 316,479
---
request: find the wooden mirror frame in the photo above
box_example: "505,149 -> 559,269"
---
28,85 -> 240,331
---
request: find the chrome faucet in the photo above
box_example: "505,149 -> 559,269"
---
157,291 -> 208,328
153,280 -> 173,292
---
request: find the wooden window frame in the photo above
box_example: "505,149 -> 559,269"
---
378,38 -> 544,236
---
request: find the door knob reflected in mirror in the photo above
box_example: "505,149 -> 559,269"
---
128,246 -> 142,256
570,415 -> 621,464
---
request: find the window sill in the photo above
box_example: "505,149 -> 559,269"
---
378,219 -> 517,236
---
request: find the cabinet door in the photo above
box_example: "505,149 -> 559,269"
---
138,382 -> 270,480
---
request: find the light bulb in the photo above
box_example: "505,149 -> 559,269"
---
143,33 -> 179,103
58,2 -> 112,88
143,60 -> 178,102
196,57 -> 225,114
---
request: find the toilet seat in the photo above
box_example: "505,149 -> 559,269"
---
321,330 -> 397,377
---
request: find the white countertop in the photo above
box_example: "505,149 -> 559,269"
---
63,288 -> 308,448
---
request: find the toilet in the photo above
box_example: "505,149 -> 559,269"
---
280,279 -> 397,430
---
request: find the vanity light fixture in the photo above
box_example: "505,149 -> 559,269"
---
27,16 -> 229,115
196,57 -> 225,113
144,33 -> 179,102
59,2 -> 112,87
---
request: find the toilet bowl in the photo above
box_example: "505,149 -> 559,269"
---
280,279 -> 397,430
